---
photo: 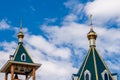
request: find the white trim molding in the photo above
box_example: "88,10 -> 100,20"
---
101,70 -> 109,80
84,70 -> 91,80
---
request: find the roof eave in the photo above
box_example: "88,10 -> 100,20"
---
0,60 -> 41,73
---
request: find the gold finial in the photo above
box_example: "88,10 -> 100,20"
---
17,21 -> 24,43
87,15 -> 97,47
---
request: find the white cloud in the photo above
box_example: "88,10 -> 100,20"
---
64,0 -> 84,15
85,0 -> 120,24
0,41 -> 17,68
106,60 -> 120,74
0,41 -> 17,52
63,14 -> 78,22
42,23 -> 89,49
0,19 -> 10,30
24,35 -> 71,60
39,60 -> 77,80
44,18 -> 57,23
64,0 -> 85,22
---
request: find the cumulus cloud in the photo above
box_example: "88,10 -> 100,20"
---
39,60 -> 77,80
106,60 -> 120,72
85,0 -> 120,18
24,35 -> 71,59
63,14 -> 78,23
85,0 -> 120,25
42,23 -> 89,49
64,0 -> 86,22
0,19 -> 10,30
64,0 -> 84,15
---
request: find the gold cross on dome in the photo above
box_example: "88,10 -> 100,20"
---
90,14 -> 92,26
20,20 -> 22,32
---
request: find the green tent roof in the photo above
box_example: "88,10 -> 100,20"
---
12,43 -> 33,63
74,47 -> 114,80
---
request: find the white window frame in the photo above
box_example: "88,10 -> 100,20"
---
84,70 -> 91,80
21,53 -> 26,61
72,75 -> 78,80
101,70 -> 109,80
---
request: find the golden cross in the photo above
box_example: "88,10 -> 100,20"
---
90,14 -> 92,26
20,20 -> 22,32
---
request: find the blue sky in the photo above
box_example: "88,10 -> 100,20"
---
0,0 -> 120,80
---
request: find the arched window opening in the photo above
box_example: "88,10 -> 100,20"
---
101,70 -> 109,80
86,73 -> 89,80
84,70 -> 91,80
21,53 -> 26,61
22,55 -> 25,60
105,73 -> 108,80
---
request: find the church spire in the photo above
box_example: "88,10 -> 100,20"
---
17,21 -> 24,44
87,15 -> 97,47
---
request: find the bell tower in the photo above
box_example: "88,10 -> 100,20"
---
0,22 -> 41,80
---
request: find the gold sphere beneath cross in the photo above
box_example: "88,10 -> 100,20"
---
17,32 -> 24,39
87,28 -> 97,40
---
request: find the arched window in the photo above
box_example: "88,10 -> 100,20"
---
101,70 -> 109,80
104,73 -> 108,80
86,73 -> 89,80
21,53 -> 26,61
84,70 -> 91,80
